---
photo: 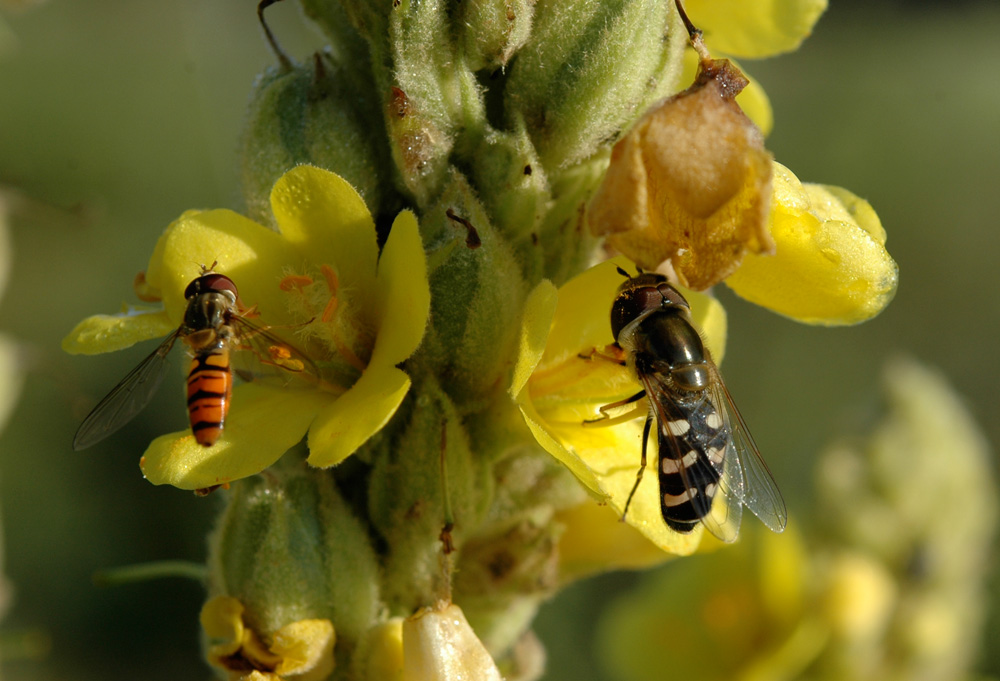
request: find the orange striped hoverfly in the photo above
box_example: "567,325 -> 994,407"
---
591,268 -> 786,542
73,269 -> 317,450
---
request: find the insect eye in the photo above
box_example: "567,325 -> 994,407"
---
186,273 -> 239,300
656,282 -> 690,309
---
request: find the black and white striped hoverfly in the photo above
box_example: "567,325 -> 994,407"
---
589,268 -> 787,542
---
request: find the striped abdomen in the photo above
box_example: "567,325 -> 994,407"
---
186,343 -> 233,447
659,396 -> 727,533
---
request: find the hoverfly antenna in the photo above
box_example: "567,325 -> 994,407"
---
616,266 -> 632,279
197,260 -> 220,275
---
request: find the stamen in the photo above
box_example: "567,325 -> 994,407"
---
279,274 -> 314,291
133,271 -> 162,302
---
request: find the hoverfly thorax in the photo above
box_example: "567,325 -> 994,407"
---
612,273 -> 710,394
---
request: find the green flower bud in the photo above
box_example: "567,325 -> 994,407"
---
239,55 -> 387,225
467,120 -> 550,280
458,0 -> 534,72
417,172 -> 528,407
813,358 -> 998,681
207,451 -> 381,666
367,375 -> 487,615
382,2 -> 485,208
505,0 -> 687,170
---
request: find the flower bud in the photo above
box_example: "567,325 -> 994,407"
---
366,376 -> 482,615
814,358 -> 998,680
239,56 -> 386,226
208,455 -> 381,663
417,173 -> 528,405
403,603 -> 503,681
505,0 -> 686,170
457,0 -> 534,72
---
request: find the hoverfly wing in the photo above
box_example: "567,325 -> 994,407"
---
708,365 -> 788,534
227,315 -> 321,388
699,438 -> 744,544
73,331 -> 180,450
642,373 -> 738,542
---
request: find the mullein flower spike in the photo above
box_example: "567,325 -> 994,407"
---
63,0 -> 903,678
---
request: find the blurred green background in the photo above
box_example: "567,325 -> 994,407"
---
0,1 -> 997,680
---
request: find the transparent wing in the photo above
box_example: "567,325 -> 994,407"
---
708,364 -> 788,533
227,316 -> 322,388
642,372 -> 741,543
700,433 -> 744,544
73,331 -> 180,450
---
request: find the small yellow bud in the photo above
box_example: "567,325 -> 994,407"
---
402,603 -> 503,681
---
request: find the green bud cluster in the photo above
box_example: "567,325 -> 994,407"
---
811,359 -> 998,681
218,0 -> 689,678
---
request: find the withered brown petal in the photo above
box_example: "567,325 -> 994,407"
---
588,60 -> 774,291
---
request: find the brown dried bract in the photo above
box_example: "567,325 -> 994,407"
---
588,59 -> 774,291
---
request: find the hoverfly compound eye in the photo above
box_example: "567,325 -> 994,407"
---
203,273 -> 239,300
656,282 -> 691,310
186,273 -> 240,301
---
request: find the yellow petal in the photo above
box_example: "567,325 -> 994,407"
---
514,258 -> 728,554
62,307 -> 174,355
0,334 -> 24,432
140,384 -> 323,489
272,618 -> 336,679
509,279 -> 558,399
726,162 -> 898,325
556,501 -> 675,581
402,603 -> 503,681
684,0 -> 828,59
516,389 -> 604,496
362,619 -> 405,681
372,210 -> 430,366
306,364 -> 411,468
149,208 -> 302,325
200,595 -> 246,658
270,165 -> 380,318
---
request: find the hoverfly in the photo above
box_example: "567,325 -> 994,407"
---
590,268 -> 786,542
73,268 -> 316,450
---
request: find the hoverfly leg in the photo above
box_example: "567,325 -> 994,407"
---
578,343 -> 627,366
622,415 -> 654,521
584,389 -> 646,426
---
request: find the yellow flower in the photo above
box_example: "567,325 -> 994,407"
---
591,1 -> 894,326
510,257 -> 727,556
63,165 -> 430,490
598,525 -> 824,681
201,595 -> 335,681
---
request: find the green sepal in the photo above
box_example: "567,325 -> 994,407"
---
504,0 -> 687,170
207,451 -> 381,665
